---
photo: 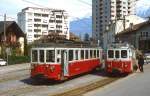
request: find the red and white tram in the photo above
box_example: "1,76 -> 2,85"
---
31,45 -> 102,81
105,43 -> 137,73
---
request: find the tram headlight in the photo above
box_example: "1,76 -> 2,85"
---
125,64 -> 128,68
50,65 -> 55,72
108,64 -> 111,68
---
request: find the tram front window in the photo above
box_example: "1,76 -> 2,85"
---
40,50 -> 44,62
46,50 -> 55,62
108,50 -> 114,58
121,50 -> 127,58
115,50 -> 120,58
32,50 -> 38,62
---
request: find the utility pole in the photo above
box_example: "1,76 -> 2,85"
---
3,14 -> 8,65
4,14 -> 6,42
123,15 -> 126,31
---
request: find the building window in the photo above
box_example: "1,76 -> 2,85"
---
34,18 -> 41,22
28,13 -> 32,16
42,24 -> 48,28
28,29 -> 32,32
43,20 -> 48,23
56,20 -> 62,23
34,13 -> 41,17
28,24 -> 32,27
27,19 -> 32,22
42,14 -> 48,17
56,15 -> 62,18
49,20 -> 55,23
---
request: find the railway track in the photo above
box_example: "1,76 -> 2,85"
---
50,77 -> 120,96
0,64 -> 123,96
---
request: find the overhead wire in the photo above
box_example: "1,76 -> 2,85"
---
0,14 -> 16,20
77,0 -> 92,7
21,0 -> 92,31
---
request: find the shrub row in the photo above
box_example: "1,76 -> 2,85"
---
7,56 -> 30,65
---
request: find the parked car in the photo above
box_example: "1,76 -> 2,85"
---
0,59 -> 7,66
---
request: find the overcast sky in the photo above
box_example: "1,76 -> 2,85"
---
0,0 -> 150,21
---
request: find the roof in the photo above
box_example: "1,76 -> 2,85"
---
108,43 -> 135,49
0,21 -> 24,37
0,21 -> 14,34
22,7 -> 65,12
116,21 -> 150,36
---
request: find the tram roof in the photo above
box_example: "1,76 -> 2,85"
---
31,42 -> 101,49
108,43 -> 135,49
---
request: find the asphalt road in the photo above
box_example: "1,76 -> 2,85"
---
84,64 -> 150,96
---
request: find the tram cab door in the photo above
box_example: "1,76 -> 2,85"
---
61,50 -> 69,76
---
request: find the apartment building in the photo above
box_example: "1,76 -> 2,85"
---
18,7 -> 69,43
92,0 -> 138,46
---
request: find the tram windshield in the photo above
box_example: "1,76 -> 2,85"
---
115,50 -> 120,58
121,50 -> 127,58
31,49 -> 55,63
108,50 -> 114,58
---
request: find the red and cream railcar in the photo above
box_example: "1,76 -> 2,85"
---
31,46 -> 102,81
105,44 -> 137,73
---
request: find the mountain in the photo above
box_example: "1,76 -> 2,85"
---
70,16 -> 92,38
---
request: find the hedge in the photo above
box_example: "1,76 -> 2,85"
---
7,56 -> 30,65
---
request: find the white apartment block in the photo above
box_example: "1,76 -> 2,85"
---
17,7 -> 69,43
92,0 -> 138,47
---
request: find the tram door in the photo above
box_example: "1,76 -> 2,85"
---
61,50 -> 69,76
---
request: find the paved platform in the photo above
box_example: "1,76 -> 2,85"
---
84,64 -> 150,96
0,63 -> 30,74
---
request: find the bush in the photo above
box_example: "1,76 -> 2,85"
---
8,55 -> 30,65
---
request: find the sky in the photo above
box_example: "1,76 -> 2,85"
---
1,0 -> 150,36
136,0 -> 150,18
0,0 -> 92,21
1,0 -> 150,21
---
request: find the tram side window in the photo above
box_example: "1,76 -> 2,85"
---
108,50 -> 114,58
121,50 -> 127,58
85,50 -> 89,59
75,50 -> 78,60
46,50 -> 55,62
69,50 -> 73,61
81,50 -> 84,59
115,50 -> 120,58
57,50 -> 61,63
90,50 -> 93,58
40,50 -> 44,62
97,50 -> 99,58
94,50 -> 96,58
32,50 -> 38,62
